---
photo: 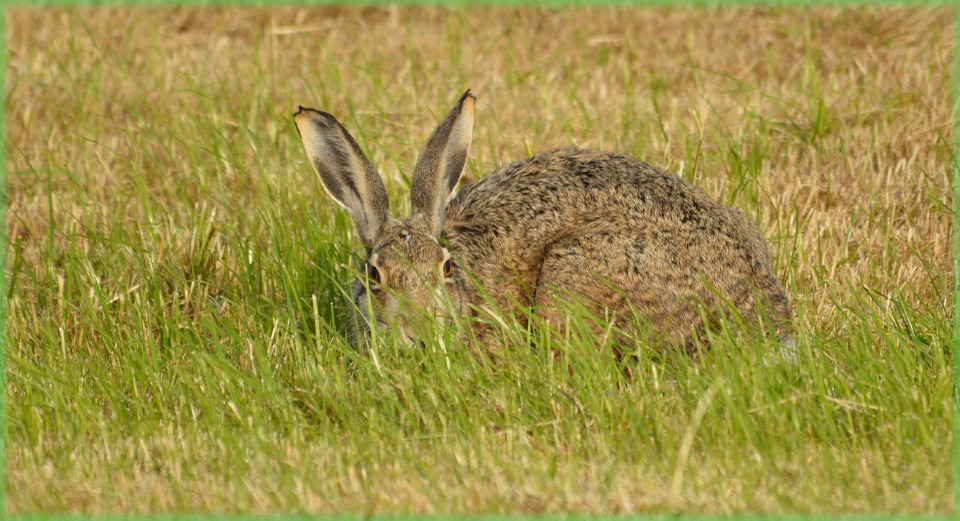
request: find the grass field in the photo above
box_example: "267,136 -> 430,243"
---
4,5 -> 955,514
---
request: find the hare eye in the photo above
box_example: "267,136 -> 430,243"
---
442,259 -> 454,278
365,263 -> 380,284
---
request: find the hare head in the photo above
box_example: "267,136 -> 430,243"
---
294,91 -> 475,345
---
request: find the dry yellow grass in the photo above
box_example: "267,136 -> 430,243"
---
7,6 -> 952,315
5,6 -> 954,514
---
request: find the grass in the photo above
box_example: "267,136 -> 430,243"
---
4,5 -> 955,514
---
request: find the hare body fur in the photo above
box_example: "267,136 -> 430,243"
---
443,147 -> 790,346
294,91 -> 790,349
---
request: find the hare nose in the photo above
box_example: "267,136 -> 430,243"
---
405,310 -> 437,337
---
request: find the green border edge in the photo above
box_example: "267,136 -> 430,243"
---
952,0 -> 959,518
0,0 -> 955,519
2,3 -> 8,518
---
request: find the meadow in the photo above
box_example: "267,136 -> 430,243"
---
4,5 -> 954,514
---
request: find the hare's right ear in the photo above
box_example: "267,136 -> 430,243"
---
294,107 -> 389,247
410,90 -> 475,235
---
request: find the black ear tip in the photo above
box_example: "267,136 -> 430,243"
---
294,106 -> 338,123
459,89 -> 475,105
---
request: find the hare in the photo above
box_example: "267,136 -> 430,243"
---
293,90 -> 790,350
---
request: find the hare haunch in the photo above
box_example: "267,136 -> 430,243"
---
294,91 -> 790,349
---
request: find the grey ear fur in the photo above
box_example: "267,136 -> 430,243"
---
409,90 -> 475,235
294,106 -> 390,247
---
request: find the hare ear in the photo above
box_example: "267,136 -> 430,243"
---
294,106 -> 389,247
410,90 -> 475,234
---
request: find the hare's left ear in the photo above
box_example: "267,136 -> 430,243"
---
410,90 -> 475,235
294,106 -> 390,247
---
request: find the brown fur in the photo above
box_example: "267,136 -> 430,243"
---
294,91 -> 791,349
444,147 -> 790,346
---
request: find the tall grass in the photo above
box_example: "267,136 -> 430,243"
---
4,6 -> 954,514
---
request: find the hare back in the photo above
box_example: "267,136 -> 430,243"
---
441,147 -> 790,342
